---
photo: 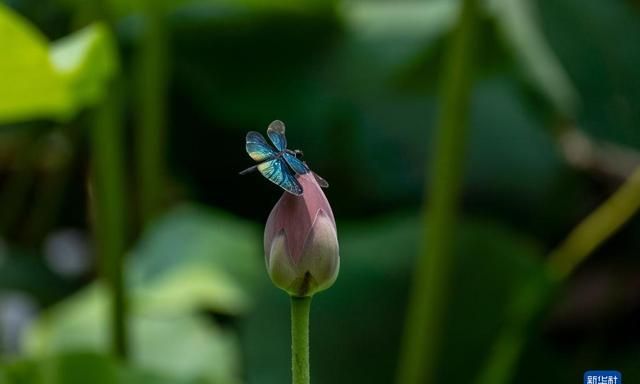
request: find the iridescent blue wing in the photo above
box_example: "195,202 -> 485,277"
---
257,158 -> 303,195
267,120 -> 287,152
283,152 -> 310,175
246,131 -> 277,161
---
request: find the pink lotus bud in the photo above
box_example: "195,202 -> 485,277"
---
264,173 -> 340,297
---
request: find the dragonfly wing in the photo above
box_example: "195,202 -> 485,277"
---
283,152 -> 310,175
257,158 -> 303,195
312,172 -> 329,188
267,120 -> 287,151
246,131 -> 277,161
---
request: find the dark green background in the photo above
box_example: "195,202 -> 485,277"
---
1,0 -> 639,383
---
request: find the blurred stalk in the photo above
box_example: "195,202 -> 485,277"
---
547,166 -> 640,279
396,1 -> 479,383
83,0 -> 129,360
475,166 -> 640,384
76,0 -> 129,360
90,80 -> 128,359
135,0 -> 169,227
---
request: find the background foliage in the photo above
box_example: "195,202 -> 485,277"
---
1,0 -> 639,383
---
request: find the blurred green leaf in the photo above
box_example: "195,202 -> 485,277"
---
0,247 -> 75,305
129,203 -> 262,311
0,4 -> 70,123
135,264 -> 250,316
127,0 -> 331,15
0,4 -> 118,124
50,23 -> 119,114
465,78 -> 564,202
23,204 -> 261,384
25,286 -> 109,353
342,0 -> 458,90
538,0 -> 640,148
25,284 -> 241,384
0,351 -> 188,384
491,0 -> 579,117
342,0 -> 578,118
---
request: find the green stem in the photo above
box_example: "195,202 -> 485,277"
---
135,0 -> 168,227
291,296 -> 312,384
475,165 -> 640,384
90,81 -> 128,359
396,1 -> 479,383
547,166 -> 640,280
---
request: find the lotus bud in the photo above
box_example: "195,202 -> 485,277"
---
264,173 -> 339,297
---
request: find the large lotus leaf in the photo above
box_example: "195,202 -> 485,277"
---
135,262 -> 251,316
23,285 -> 242,384
128,203 -> 262,311
0,4 -> 118,124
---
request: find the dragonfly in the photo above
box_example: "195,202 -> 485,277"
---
239,120 -> 329,195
